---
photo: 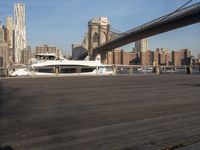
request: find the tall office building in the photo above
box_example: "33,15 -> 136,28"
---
14,3 -> 27,63
21,46 -> 32,65
6,16 -> 14,48
135,38 -> 149,52
0,19 -> 4,43
0,18 -> 9,66
136,38 -> 149,65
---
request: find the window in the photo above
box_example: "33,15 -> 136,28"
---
60,66 -> 78,73
81,67 -> 96,73
36,67 -> 54,73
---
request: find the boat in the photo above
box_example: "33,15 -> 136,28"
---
10,54 -> 113,77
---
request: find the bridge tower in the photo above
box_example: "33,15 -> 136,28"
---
88,17 -> 110,60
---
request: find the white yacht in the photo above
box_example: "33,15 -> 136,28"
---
10,54 -> 113,77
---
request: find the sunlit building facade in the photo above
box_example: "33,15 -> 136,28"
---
135,38 -> 149,53
0,21 -> 4,43
6,16 -> 14,48
14,3 -> 27,63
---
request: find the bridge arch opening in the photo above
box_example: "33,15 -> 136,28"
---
92,32 -> 99,48
93,32 -> 99,42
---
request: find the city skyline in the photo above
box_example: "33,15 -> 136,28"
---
1,0 -> 200,57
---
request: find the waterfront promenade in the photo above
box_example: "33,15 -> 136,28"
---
0,75 -> 200,150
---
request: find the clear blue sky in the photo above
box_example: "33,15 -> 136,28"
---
1,0 -> 200,57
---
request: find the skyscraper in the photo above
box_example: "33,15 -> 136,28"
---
0,19 -> 4,43
6,16 -> 14,48
0,20 -> 9,67
14,3 -> 27,63
135,38 -> 149,65
135,38 -> 149,52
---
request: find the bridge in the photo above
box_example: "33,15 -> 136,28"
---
89,2 -> 200,59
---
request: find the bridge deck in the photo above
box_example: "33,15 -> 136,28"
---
0,75 -> 200,150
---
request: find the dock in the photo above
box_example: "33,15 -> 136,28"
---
0,75 -> 200,150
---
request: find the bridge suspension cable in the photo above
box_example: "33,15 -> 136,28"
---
160,0 -> 193,22
110,0 -> 194,38
110,27 -> 123,35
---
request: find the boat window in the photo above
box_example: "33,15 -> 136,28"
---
106,66 -> 113,71
36,67 -> 54,73
60,66 -> 78,73
49,56 -> 55,60
81,67 -> 96,73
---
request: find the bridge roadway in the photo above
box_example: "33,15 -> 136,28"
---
0,75 -> 200,150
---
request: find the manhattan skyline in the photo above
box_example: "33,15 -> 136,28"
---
1,0 -> 200,57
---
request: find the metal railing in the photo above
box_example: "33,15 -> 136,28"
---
114,65 -> 200,75
1,65 -> 199,78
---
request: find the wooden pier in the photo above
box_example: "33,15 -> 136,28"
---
0,75 -> 200,150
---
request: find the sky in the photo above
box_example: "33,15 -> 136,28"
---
1,0 -> 200,57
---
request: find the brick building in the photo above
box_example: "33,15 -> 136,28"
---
172,49 -> 191,66
140,50 -> 154,65
105,49 -> 138,65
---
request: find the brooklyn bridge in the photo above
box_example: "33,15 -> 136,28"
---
72,2 -> 200,62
